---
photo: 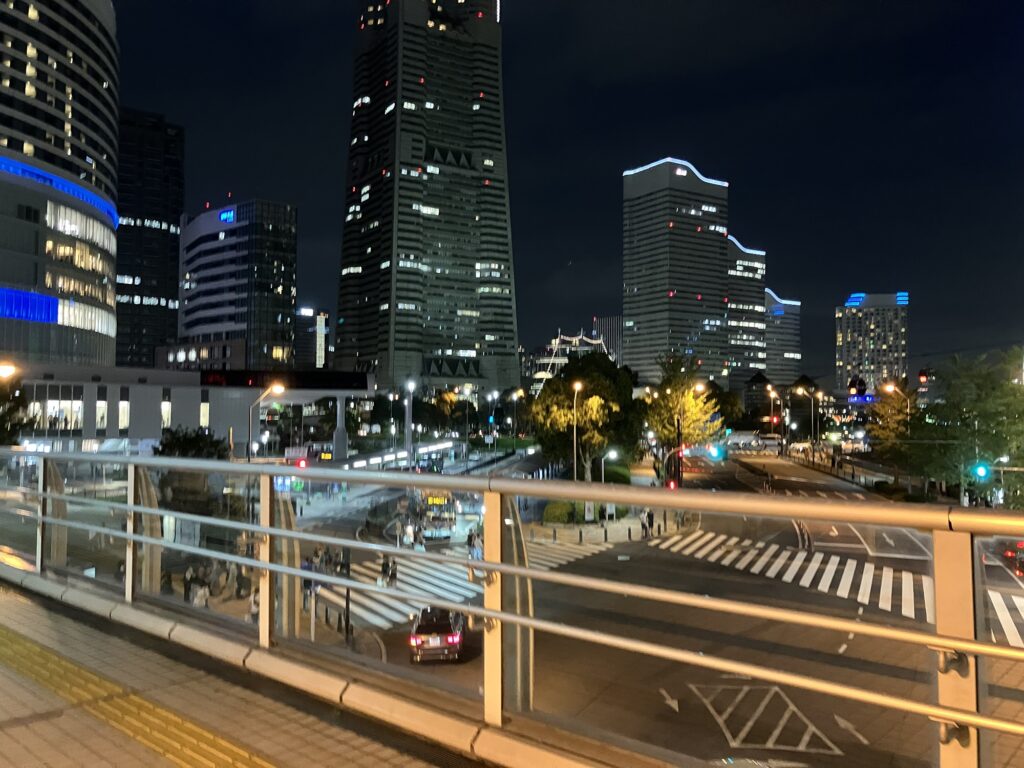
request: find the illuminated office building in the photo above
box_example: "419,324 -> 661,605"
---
835,291 -> 909,391
622,157 -> 731,384
295,307 -> 330,370
765,287 -> 802,386
335,0 -> 519,390
0,0 -> 119,365
724,234 -> 767,386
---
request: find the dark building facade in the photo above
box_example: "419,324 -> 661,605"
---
159,200 -> 297,371
0,0 -> 119,366
295,307 -> 329,370
115,109 -> 184,367
622,158 -> 731,385
336,0 -> 519,391
592,314 -> 622,365
765,287 -> 802,387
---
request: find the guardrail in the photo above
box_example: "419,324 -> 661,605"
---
0,448 -> 1019,767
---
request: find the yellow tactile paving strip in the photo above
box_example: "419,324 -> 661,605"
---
0,623 -> 276,768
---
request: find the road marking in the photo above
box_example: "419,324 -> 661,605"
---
817,555 -> 841,592
656,533 -> 687,550
690,684 -> 842,755
828,525 -> 839,537
836,559 -> 857,599
922,575 -> 935,624
988,590 -> 1023,648
681,531 -> 716,555
857,562 -> 875,605
750,544 -> 780,575
799,490 -> 809,497
694,533 -> 729,559
765,550 -> 791,578
854,493 -> 866,500
879,567 -> 894,612
785,489 -> 793,496
707,536 -> 740,563
834,714 -> 870,745
670,531 -> 706,553
782,551 -> 807,583
720,539 -> 753,567
837,643 -> 848,655
901,571 -> 916,619
799,552 -> 824,588
816,491 -> 828,498
734,542 -> 765,571
834,492 -> 848,500
659,688 -> 680,713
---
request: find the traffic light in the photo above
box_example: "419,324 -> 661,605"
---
971,463 -> 990,480
297,458 -> 308,469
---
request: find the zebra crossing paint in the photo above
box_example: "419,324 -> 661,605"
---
325,540 -> 612,632
646,531 -> 1024,646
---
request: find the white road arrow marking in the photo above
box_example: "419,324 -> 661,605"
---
659,688 -> 680,713
834,714 -> 870,745
882,532 -> 895,547
829,525 -> 839,537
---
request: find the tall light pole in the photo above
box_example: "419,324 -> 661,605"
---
572,381 -> 583,481
767,385 -> 778,435
404,380 -> 415,464
795,386 -> 814,445
601,449 -> 618,484
883,382 -> 911,437
462,384 -> 472,463
248,383 -> 285,461
512,388 -> 523,454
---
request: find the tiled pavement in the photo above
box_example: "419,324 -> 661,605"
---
0,586 -> 474,768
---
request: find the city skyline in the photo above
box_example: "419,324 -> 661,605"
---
111,1 -> 1024,378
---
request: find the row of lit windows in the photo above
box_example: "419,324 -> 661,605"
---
118,216 -> 180,235
115,294 -> 178,309
45,238 -> 112,278
57,298 -> 115,337
45,270 -> 114,307
47,201 -> 115,254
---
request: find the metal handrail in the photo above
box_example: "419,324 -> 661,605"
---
18,490 -> 1024,665
5,448 -> 1024,535
15,511 -> 1024,740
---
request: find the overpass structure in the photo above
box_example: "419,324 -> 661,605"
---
0,448 -> 1021,767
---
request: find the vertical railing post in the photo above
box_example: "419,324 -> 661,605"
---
483,490 -> 503,727
35,457 -> 47,573
124,463 -> 136,603
933,528 -> 980,768
258,472 -> 274,649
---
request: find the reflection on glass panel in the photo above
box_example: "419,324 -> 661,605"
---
95,400 -> 107,429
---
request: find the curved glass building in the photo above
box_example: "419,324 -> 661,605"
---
0,0 -> 119,366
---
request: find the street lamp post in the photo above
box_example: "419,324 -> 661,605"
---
247,383 -> 285,462
883,383 -> 911,437
462,385 -> 472,463
404,380 -> 415,465
511,389 -> 524,454
490,390 -> 499,453
572,381 -> 583,481
601,449 -> 618,484
795,386 -> 815,454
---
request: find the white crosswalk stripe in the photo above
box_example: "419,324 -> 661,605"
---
836,558 -> 857,599
720,539 -> 752,567
799,552 -> 824,588
879,567 -> 894,612
694,534 -> 728,560
734,543 -> 765,571
989,590 -> 1024,648
817,555 -> 841,593
655,533 -> 685,550
682,532 -> 716,556
764,549 -> 790,579
901,571 -> 916,619
921,575 -> 935,625
750,544 -> 779,575
781,551 -> 807,583
857,562 -> 875,605
707,536 -> 740,563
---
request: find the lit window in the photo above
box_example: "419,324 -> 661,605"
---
95,401 -> 107,430
160,401 -> 172,429
118,401 -> 130,430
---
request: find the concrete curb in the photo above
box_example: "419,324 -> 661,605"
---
0,568 -> 655,768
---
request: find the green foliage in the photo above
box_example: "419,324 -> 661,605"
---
531,353 -> 642,481
602,463 -> 632,485
542,499 -> 627,523
645,360 -> 724,454
153,426 -> 229,460
0,377 -> 27,447
866,379 -> 915,468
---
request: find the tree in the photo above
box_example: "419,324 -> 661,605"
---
866,379 -> 915,468
645,355 -> 724,461
153,426 -> 229,460
531,353 -> 642,480
0,377 -> 27,446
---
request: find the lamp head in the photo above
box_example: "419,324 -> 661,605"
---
573,381 -> 583,392
796,387 -> 806,396
883,383 -> 896,393
694,383 -> 706,393
270,383 -> 285,396
0,363 -> 16,380
607,449 -> 618,461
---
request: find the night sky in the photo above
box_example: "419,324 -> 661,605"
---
115,1 -> 1024,380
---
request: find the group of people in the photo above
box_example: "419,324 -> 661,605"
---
378,555 -> 398,587
179,559 -> 255,609
638,509 -> 657,539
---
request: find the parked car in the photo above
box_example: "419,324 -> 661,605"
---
409,607 -> 465,662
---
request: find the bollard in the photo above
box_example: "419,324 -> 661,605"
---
530,528 -> 535,542
657,523 -> 662,536
628,527 -> 632,541
553,528 -> 557,543
604,527 -> 608,543
663,510 -> 667,529
579,529 -> 583,544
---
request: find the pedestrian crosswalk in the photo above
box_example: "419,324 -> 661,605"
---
645,530 -> 1024,647
322,540 -> 611,632
780,489 -> 867,501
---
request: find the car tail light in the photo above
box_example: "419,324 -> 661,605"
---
409,635 -> 423,647
1017,570 -> 1023,578
446,632 -> 461,645
1006,550 -> 1015,558
668,480 -> 677,490
1017,541 -> 1024,549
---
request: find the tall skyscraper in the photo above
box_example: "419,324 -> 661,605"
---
0,0 -> 119,366
336,0 -> 519,390
161,200 -> 297,371
115,109 -> 184,367
725,234 -> 767,387
592,315 -> 622,364
622,158 -> 730,385
295,307 -> 330,370
835,291 -> 908,391
765,287 -> 802,386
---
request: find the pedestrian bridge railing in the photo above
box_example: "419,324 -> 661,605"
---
0,448 -> 1020,768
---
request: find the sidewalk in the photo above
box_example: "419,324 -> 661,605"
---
523,511 -> 693,545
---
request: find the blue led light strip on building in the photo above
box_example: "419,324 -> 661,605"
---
622,157 -> 729,187
0,156 -> 118,229
0,286 -> 58,324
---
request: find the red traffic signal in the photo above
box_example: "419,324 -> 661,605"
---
772,416 -> 779,424
297,458 -> 308,469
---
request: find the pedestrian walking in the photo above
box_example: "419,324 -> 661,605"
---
640,510 -> 650,540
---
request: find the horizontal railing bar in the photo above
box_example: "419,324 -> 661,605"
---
25,519 -> 1024,740
33,509 -> 1024,664
10,448 -> 1024,535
